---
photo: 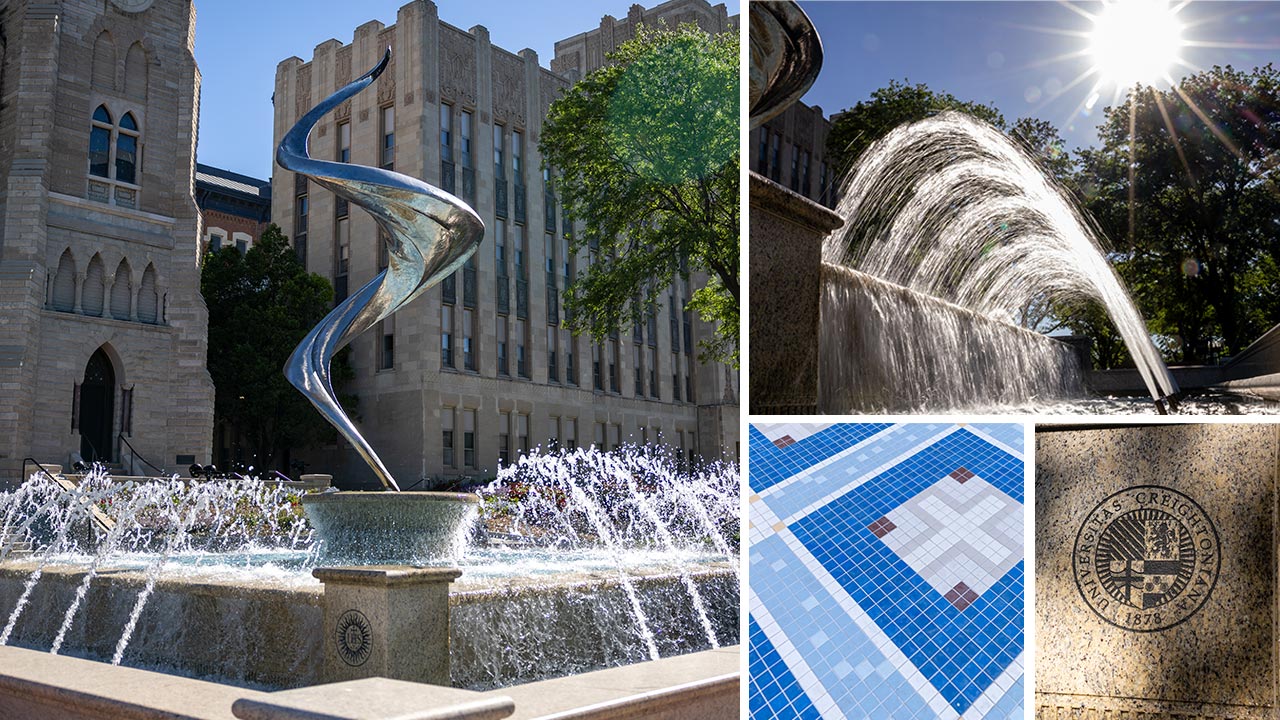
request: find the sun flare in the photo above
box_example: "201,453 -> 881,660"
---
1089,0 -> 1185,88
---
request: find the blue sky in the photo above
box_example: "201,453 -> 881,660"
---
195,0 -> 741,179
798,1 -> 1280,153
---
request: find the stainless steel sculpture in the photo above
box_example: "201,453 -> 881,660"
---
277,49 -> 484,491
749,1 -> 823,130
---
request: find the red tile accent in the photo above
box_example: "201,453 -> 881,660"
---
773,435 -> 796,449
949,467 -> 976,483
944,581 -> 979,610
867,517 -> 896,538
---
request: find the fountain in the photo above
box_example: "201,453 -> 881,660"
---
749,1 -> 1195,414
0,445 -> 738,692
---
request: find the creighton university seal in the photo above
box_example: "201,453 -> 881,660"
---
1073,485 -> 1219,631
335,609 -> 373,667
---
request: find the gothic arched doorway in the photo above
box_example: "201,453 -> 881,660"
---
80,348 -> 115,462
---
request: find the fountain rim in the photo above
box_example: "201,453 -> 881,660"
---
299,490 -> 481,505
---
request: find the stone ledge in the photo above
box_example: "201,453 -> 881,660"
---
231,678 -> 514,720
488,646 -> 740,720
0,645 -> 268,720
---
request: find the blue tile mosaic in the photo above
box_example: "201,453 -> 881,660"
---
748,423 -> 894,493
749,423 -> 1025,720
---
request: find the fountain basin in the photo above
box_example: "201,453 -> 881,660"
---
300,491 -> 480,566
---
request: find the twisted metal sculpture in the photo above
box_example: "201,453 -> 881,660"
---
277,49 -> 484,491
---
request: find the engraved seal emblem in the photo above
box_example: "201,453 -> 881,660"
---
1073,485 -> 1219,632
335,609 -> 372,666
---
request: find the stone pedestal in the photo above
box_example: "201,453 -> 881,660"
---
314,566 -> 461,686
1036,424 -> 1279,719
748,171 -> 842,414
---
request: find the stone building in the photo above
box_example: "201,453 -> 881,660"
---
195,164 -> 272,255
0,0 -> 213,483
550,0 -> 738,82
272,0 -> 739,487
752,100 -> 837,207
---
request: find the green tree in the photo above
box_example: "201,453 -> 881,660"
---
539,24 -> 739,366
201,225 -> 353,471
826,79 -> 1005,179
1078,64 -> 1280,362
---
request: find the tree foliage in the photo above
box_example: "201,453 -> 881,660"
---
539,24 -> 739,366
826,80 -> 1006,179
1078,64 -> 1280,362
201,225 -> 353,470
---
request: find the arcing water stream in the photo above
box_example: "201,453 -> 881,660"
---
823,112 -> 1178,410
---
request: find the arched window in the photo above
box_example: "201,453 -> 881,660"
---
52,250 -> 76,312
110,258 -> 132,320
124,43 -> 147,100
137,264 -> 158,324
92,31 -> 117,91
88,107 -> 140,184
83,255 -> 105,317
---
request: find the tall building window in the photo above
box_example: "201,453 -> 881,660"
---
648,347 -> 658,398
497,316 -> 509,375
463,308 -> 475,371
380,105 -> 395,170
609,424 -> 621,452
790,145 -> 800,192
440,104 -> 454,193
493,124 -> 505,177
547,326 -> 558,383
516,319 -> 528,378
514,224 -> 528,319
463,409 -> 476,468
633,344 -> 643,396
460,111 -> 472,167
512,129 -> 523,179
800,149 -> 811,197
338,121 -> 351,163
595,422 -> 606,451
608,340 -> 619,393
334,214 -> 350,303
498,411 -> 511,466
517,413 -> 529,453
294,175 -> 308,265
442,408 -> 455,468
593,345 -> 603,391
379,315 -> 395,370
495,218 -> 509,313
440,104 -> 453,160
769,132 -> 781,182
460,110 -> 475,204
547,416 -> 560,450
564,329 -> 576,385
441,306 -> 454,368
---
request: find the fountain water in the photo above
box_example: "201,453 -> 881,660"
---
0,445 -> 738,689
823,112 -> 1179,411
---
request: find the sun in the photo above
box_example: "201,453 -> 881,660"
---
1089,0 -> 1186,88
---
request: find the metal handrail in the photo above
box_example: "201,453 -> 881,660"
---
117,434 -> 166,476
21,457 -> 64,485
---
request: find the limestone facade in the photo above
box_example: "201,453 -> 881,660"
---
0,0 -> 213,483
272,0 -> 739,487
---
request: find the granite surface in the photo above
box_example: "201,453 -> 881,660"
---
1036,424 -> 1279,714
748,171 -> 843,415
